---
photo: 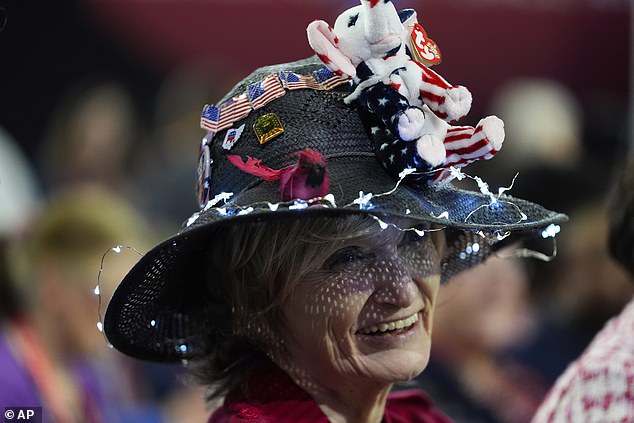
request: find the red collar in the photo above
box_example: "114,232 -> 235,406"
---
210,364 -> 452,423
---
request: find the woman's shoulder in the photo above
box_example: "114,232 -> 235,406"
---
385,389 -> 454,423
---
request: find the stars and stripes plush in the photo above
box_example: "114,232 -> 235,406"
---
307,0 -> 505,184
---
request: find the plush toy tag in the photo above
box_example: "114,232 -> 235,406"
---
409,23 -> 442,66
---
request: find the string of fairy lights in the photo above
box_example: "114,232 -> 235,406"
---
94,166 -> 561,347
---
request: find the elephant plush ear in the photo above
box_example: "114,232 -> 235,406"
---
307,20 -> 356,79
398,9 -> 419,32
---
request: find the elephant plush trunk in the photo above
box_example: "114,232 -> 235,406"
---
362,0 -> 389,44
360,0 -> 403,46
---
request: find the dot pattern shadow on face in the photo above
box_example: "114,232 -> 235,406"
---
254,225 -> 443,392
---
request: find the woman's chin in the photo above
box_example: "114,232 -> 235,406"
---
354,347 -> 431,384
354,317 -> 431,376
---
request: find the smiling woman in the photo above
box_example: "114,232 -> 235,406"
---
103,4 -> 565,421
190,216 -> 445,421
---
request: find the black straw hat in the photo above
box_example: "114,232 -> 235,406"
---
104,57 -> 566,362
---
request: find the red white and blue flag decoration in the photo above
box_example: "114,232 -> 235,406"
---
313,67 -> 349,90
248,74 -> 286,110
278,71 -> 321,90
218,93 -> 251,129
432,124 -> 499,183
200,67 -> 349,135
200,104 -> 221,132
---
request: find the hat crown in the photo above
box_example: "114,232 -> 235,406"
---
205,57 -> 373,206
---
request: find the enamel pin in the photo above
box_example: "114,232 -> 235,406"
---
253,113 -> 285,145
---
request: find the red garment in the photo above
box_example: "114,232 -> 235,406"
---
209,365 -> 453,422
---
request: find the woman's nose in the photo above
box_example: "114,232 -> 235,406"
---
370,255 -> 419,308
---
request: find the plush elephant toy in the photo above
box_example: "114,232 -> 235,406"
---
307,0 -> 505,183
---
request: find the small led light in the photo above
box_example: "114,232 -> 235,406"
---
541,224 -> 561,239
205,192 -> 234,210
268,203 -> 280,211
472,242 -> 480,253
432,211 -> 449,220
398,167 -> 416,179
323,194 -> 336,207
353,191 -> 374,210
186,213 -> 200,227
112,246 -> 122,254
96,322 -> 104,332
289,201 -> 308,210
93,285 -> 100,296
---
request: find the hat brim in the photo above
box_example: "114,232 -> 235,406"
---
104,154 -> 566,362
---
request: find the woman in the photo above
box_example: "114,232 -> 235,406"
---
104,53 -> 565,422
194,215 -> 447,422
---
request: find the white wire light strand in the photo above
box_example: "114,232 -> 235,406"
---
96,245 -> 144,348
494,238 -> 558,263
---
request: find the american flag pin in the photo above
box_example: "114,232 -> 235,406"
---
253,113 -> 284,145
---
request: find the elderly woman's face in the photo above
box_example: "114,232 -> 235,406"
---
278,222 -> 443,388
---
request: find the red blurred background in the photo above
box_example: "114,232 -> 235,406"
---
0,0 -> 629,162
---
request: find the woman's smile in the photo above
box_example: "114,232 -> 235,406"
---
356,310 -> 421,335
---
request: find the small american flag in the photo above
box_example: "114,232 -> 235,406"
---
201,70 -> 346,134
248,74 -> 286,110
278,71 -> 321,90
216,93 -> 251,133
200,105 -> 220,132
313,67 -> 350,90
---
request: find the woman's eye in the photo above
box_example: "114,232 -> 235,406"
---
326,246 -> 371,269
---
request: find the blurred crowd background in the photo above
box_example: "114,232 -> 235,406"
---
0,0 -> 631,422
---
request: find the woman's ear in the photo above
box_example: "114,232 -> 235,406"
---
307,20 -> 356,79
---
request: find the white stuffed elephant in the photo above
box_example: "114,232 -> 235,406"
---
307,0 -> 504,183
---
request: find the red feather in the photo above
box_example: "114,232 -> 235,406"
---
229,149 -> 329,202
292,148 -> 326,165
227,155 -> 284,181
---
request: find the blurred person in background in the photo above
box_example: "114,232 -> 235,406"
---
414,249 -> 548,423
532,157 -> 634,422
38,81 -> 139,195
471,77 -> 624,392
0,127 -> 40,323
508,202 -> 634,390
0,187 -> 170,422
130,65 -> 232,229
489,80 -> 583,175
